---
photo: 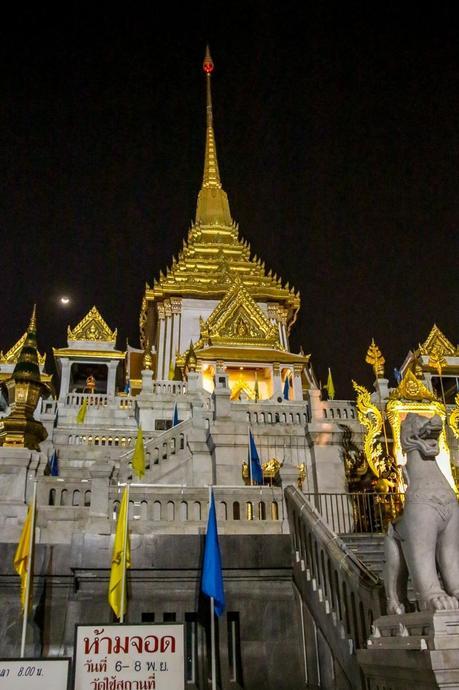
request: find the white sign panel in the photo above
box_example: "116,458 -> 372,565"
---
74,624 -> 184,690
0,658 -> 70,689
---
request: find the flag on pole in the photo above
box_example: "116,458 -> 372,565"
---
108,487 -> 131,619
172,402 -> 179,427
45,450 -> 59,477
283,375 -> 291,400
324,368 -> 335,400
254,372 -> 259,402
201,488 -> 225,616
76,397 -> 88,424
393,367 -> 402,385
248,430 -> 263,485
14,505 -> 34,611
132,427 -> 145,479
168,359 -> 176,380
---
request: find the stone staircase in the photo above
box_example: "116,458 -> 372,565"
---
342,533 -> 417,606
341,534 -> 385,579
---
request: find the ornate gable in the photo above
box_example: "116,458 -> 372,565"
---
197,276 -> 280,349
419,324 -> 456,358
68,306 -> 117,343
0,332 -> 46,367
389,369 -> 437,402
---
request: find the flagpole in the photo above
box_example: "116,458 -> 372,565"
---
20,480 -> 37,658
120,483 -> 130,624
208,485 -> 217,690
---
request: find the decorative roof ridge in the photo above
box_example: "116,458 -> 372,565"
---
67,305 -> 117,343
0,331 -> 46,367
419,323 -> 456,357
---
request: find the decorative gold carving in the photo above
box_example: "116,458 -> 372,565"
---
142,340 -> 153,371
196,275 -> 280,349
449,393 -> 459,440
242,458 -> 282,485
419,324 -> 456,358
0,332 -> 46,367
139,294 -> 147,349
389,369 -> 437,402
67,306 -> 117,343
352,381 -> 383,477
297,463 -> 306,490
365,339 -> 385,378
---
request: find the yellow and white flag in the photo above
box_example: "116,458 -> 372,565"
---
108,487 -> 131,619
14,504 -> 34,611
132,426 -> 145,480
325,367 -> 335,400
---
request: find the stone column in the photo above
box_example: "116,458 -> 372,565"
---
156,303 -> 166,380
163,300 -> 173,379
170,298 -> 182,368
293,364 -> 304,401
88,457 -> 113,531
141,369 -> 153,394
59,358 -> 71,400
106,361 -> 118,398
272,363 -> 283,400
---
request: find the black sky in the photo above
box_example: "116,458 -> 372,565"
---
1,3 -> 458,397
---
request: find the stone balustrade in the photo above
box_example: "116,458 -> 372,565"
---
321,400 -> 357,421
110,485 -> 285,533
38,477 -> 92,508
151,380 -> 187,395
235,402 -> 310,426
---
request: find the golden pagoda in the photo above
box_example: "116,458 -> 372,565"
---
0,306 -> 48,450
138,48 -> 309,400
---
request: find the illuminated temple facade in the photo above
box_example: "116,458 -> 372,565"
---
0,52 -> 458,689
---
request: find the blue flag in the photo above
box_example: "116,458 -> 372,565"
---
248,430 -> 263,484
48,451 -> 59,477
283,375 -> 291,400
201,489 -> 225,616
172,402 -> 179,427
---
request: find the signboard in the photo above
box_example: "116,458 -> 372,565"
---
0,658 -> 70,689
74,624 -> 185,690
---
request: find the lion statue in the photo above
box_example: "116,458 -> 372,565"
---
384,413 -> 459,613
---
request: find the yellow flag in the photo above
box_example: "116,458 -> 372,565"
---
76,397 -> 88,424
168,359 -> 175,380
326,368 -> 335,400
132,426 -> 145,479
14,505 -> 33,611
108,487 -> 131,619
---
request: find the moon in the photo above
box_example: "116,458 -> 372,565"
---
60,296 -> 70,305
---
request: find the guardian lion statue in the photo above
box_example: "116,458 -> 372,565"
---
384,413 -> 459,613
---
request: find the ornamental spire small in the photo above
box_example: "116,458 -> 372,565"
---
365,339 -> 385,378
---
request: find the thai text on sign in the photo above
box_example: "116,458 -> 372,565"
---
73,624 -> 184,690
0,659 -> 70,689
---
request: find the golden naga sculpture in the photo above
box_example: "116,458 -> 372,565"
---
352,381 -> 384,477
449,393 -> 459,440
365,339 -> 385,378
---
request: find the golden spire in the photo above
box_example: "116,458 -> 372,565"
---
196,46 -> 232,226
28,304 -> 37,333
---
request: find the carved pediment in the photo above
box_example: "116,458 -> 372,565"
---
389,369 -> 437,402
419,324 -> 456,358
68,306 -> 117,343
198,276 -> 280,349
0,332 -> 46,367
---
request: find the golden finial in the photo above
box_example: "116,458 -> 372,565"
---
28,304 -> 37,332
365,338 -> 385,378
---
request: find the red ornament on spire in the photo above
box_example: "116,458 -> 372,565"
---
203,46 -> 214,74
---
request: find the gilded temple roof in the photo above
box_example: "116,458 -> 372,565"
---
0,330 -> 46,368
419,324 -> 457,358
144,48 -> 300,328
67,306 -> 117,343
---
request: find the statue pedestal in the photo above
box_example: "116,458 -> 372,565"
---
358,610 -> 459,689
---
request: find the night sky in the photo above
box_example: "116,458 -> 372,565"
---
1,4 -> 458,397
